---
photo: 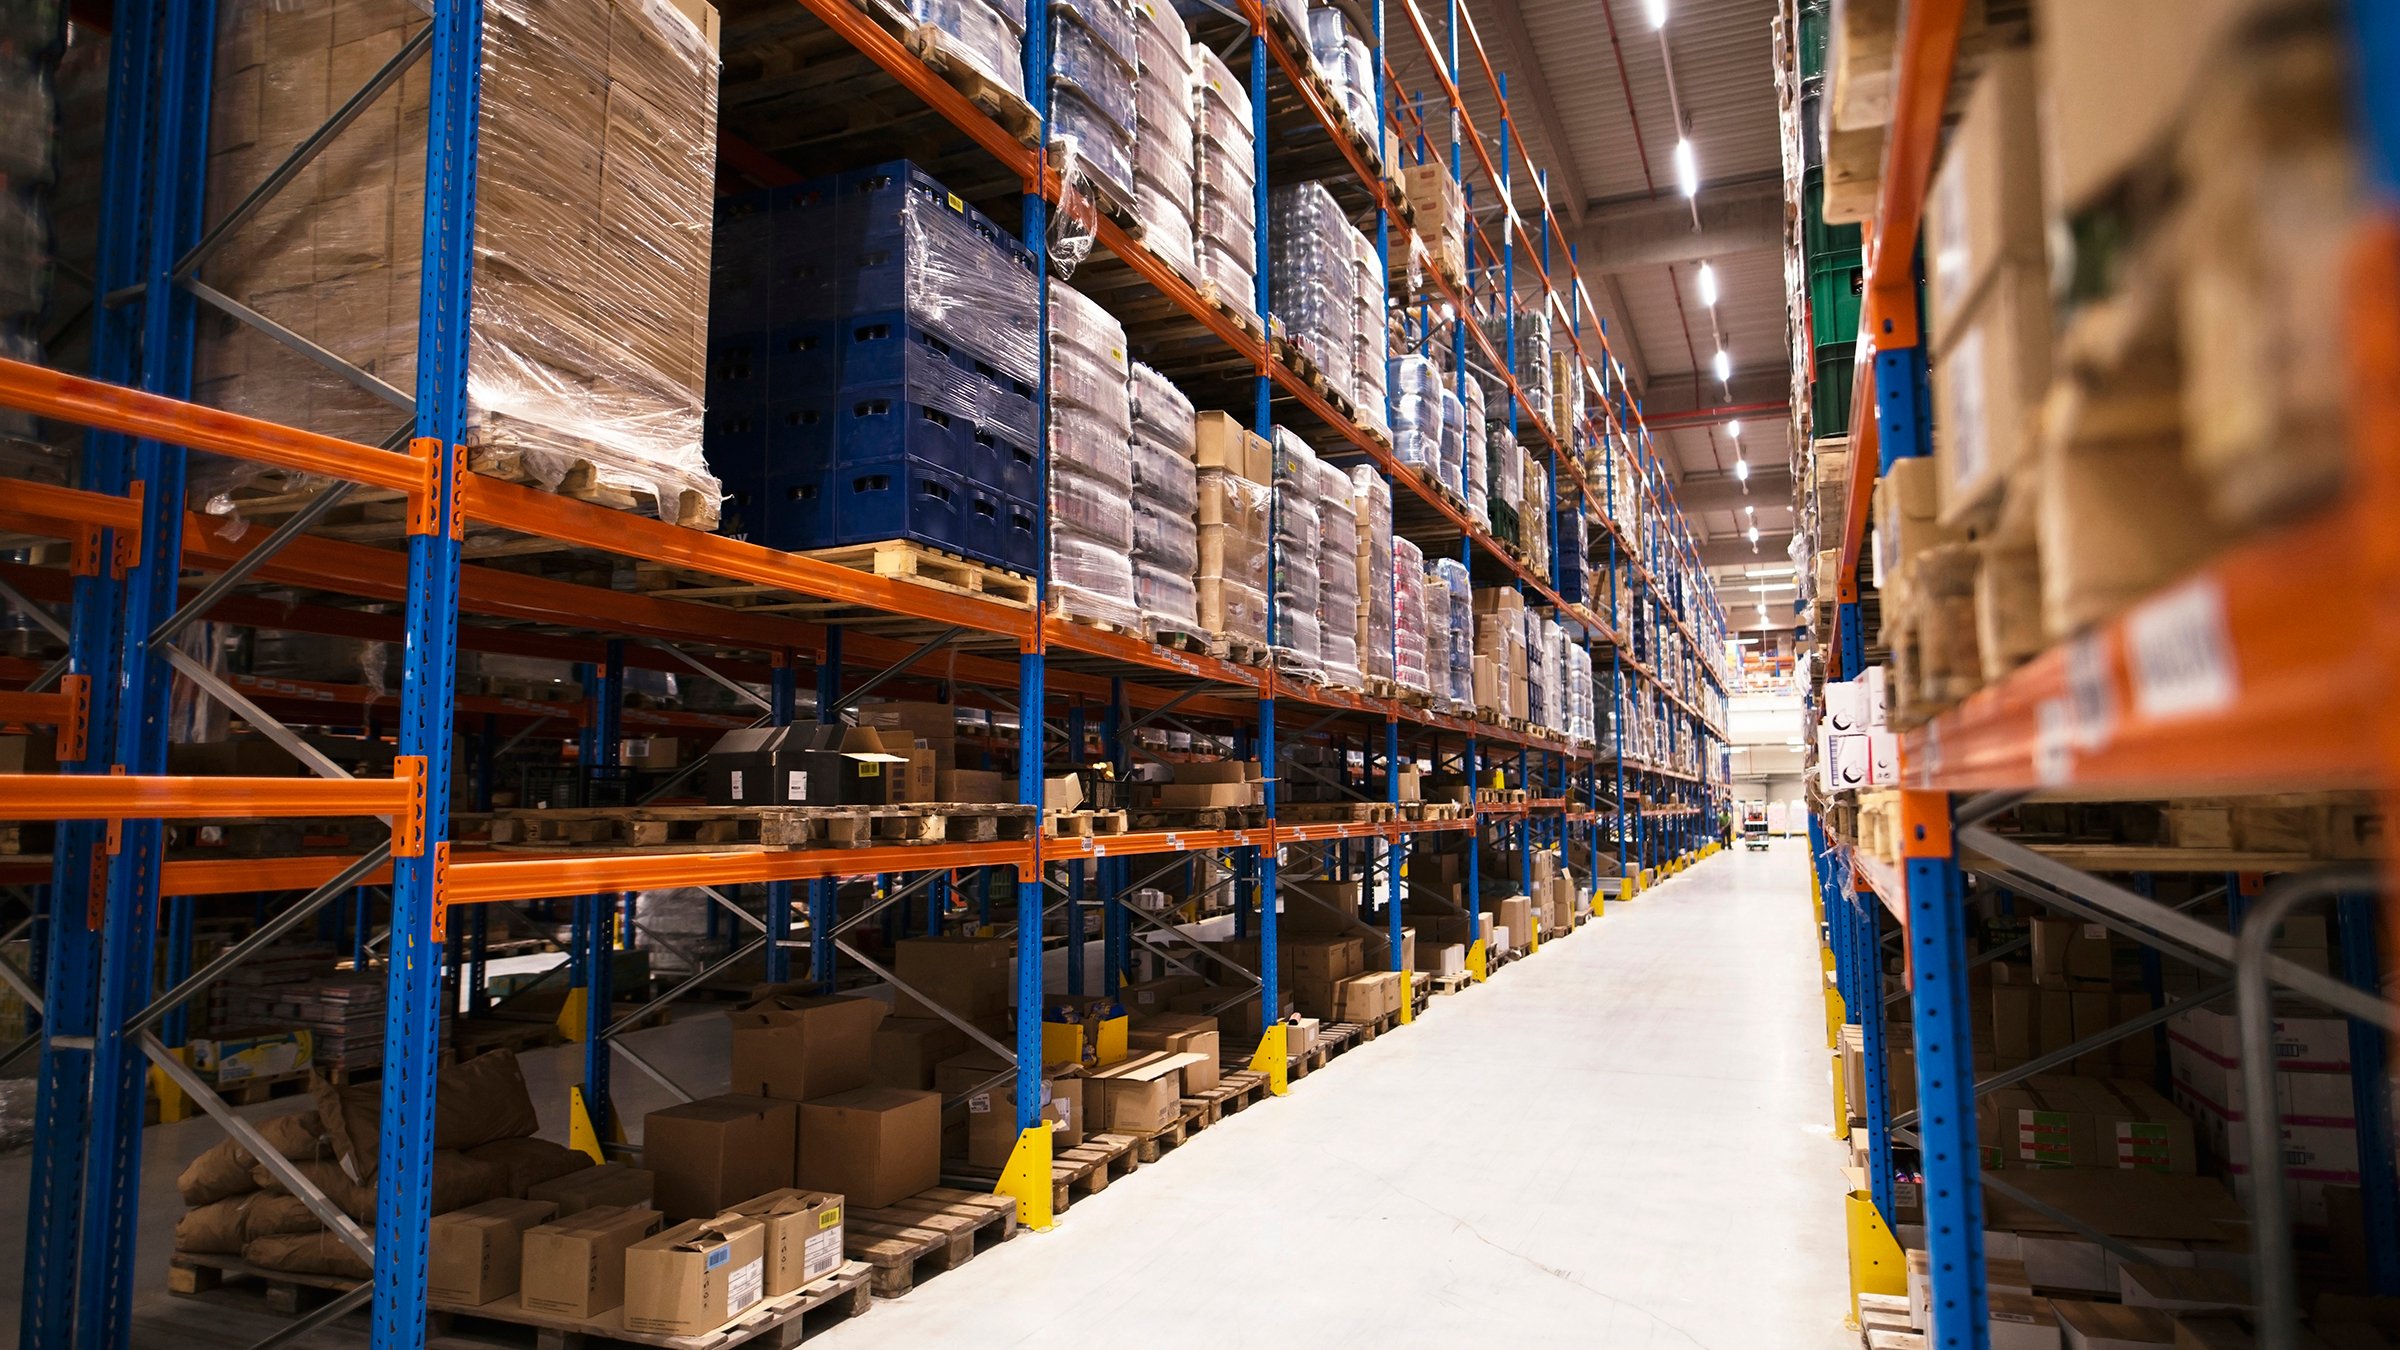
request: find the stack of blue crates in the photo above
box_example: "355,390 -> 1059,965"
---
1557,503 -> 1588,604
706,161 -> 1044,574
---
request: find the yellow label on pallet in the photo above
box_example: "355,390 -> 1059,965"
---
996,1125 -> 1055,1230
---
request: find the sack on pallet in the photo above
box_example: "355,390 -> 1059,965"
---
243,1193 -> 336,1242
178,1108 -> 335,1206
464,1135 -> 595,1197
242,1229 -> 372,1281
175,1196 -> 256,1256
254,1150 -> 511,1222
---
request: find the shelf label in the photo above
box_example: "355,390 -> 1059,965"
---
2125,579 -> 2238,720
2033,699 -> 2073,788
2064,633 -> 2117,750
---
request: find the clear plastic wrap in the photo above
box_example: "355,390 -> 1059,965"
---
1436,391 -> 1467,499
915,0 -> 1027,101
1491,425 -> 1524,510
1052,462 -> 1136,539
1189,44 -> 1258,322
1435,559 -> 1472,707
1054,10 -> 1139,134
1349,466 -> 1393,683
198,0 -> 726,520
1051,348 -> 1133,432
1269,428 -> 1323,676
1052,85 -> 1136,215
1130,433 -> 1199,513
1129,360 -> 1196,447
1312,457 -> 1361,687
1048,279 -> 1139,627
1126,365 -> 1200,638
1393,536 -> 1430,696
1132,497 -> 1199,574
1268,183 -> 1359,392
1418,559 -> 1449,704
1523,460 -> 1551,577
1052,530 -> 1144,627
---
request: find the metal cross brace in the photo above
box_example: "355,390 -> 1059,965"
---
694,884 -> 769,933
643,639 -> 771,711
834,940 -> 1017,1063
125,848 -> 387,1036
601,935 -> 766,1041
1125,686 -> 1204,733
830,627 -> 964,716
0,572 -> 70,643
142,1033 -> 373,1260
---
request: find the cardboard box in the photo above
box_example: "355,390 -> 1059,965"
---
2031,919 -> 2112,986
1935,264 -> 2052,528
1495,897 -> 1532,951
2034,0 -> 2264,217
527,1162 -> 655,1215
2052,1298 -> 2175,1350
1042,773 -> 1083,812
729,1190 -> 846,1296
726,994 -> 885,1102
1127,1013 -> 1221,1093
1085,1051 -> 1203,1134
643,1096 -> 797,1221
870,1016 -> 972,1091
191,1029 -> 314,1083
1287,936 -> 1364,982
520,1204 -> 661,1319
426,1198 -> 556,1306
1193,410 -> 1270,482
796,1087 -> 940,1208
622,1216 -> 768,1338
1924,48 -> 2044,337
619,736 -> 682,770
1041,993 -> 1129,1068
2170,1001 -> 2351,1072
1987,1077 -> 2195,1174
935,1054 -> 1080,1166
2118,1263 -> 2248,1313
936,768 -> 1008,803
1415,942 -> 1466,976
2036,433 -> 2215,640
1118,974 -> 1205,1016
892,936 -> 1012,1022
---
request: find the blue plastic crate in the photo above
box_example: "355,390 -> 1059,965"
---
769,385 -> 1038,502
748,460 -> 1036,572
768,312 -> 1040,447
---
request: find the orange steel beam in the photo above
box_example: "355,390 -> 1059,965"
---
0,356 -> 425,495
790,0 -> 1037,184
0,765 -> 418,826
0,687 -> 76,727
1899,506 -> 2377,794
444,839 -> 1036,904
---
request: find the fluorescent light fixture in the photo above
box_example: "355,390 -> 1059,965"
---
1734,457 -> 1749,481
1727,418 -> 1742,439
1674,137 -> 1698,197
1712,347 -> 1732,382
1746,525 -> 1760,543
1647,0 -> 1667,29
1746,565 -> 1795,576
1696,262 -> 1718,308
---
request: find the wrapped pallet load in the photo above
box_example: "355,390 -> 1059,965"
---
1348,218 -> 1386,439
1194,412 -> 1270,659
1051,0 -> 1138,214
1312,455 -> 1363,689
1393,535 -> 1431,698
1129,362 -> 1202,644
705,162 -> 1041,569
1269,427 -> 1324,681
1190,45 -> 1258,325
915,0 -> 1029,101
1268,182 -> 1358,400
1131,0 -> 1196,274
1462,372 -> 1490,527
1434,558 -> 1472,709
195,0 -> 724,522
1390,354 -> 1443,485
1049,280 -> 1142,628
1350,467 -> 1394,686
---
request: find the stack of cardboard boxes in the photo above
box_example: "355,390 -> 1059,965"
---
1193,411 -> 1273,659
1815,668 -> 1897,792
704,700 -> 1025,808
197,0 -> 723,519
1471,586 -> 1528,722
1400,162 -> 1465,285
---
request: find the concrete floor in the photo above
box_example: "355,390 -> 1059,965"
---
0,838 -> 1850,1348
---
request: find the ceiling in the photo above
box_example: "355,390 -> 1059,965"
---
1378,0 -> 1794,616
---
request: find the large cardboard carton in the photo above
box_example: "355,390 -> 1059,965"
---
1986,1077 -> 2196,1174
869,1017 -> 972,1091
643,1095 -> 796,1221
1494,896 -> 1533,952
520,1204 -> 661,1319
933,1052 -> 1079,1167
622,1216 -> 768,1338
892,936 -> 1013,1022
527,1162 -> 654,1215
1117,974 -> 1205,1017
2051,1298 -> 2175,1350
726,994 -> 885,1102
1286,935 -> 1364,982
1127,1013 -> 1220,1093
1924,48 -> 2044,337
728,1189 -> 846,1296
1085,1051 -> 1202,1134
796,1087 -> 940,1208
1935,264 -> 2052,529
426,1198 -> 556,1306
2034,0 -> 2268,217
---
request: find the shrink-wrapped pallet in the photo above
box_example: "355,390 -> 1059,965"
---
1129,361 -> 1202,640
1049,280 -> 1141,628
1190,45 -> 1258,327
1393,536 -> 1431,697
1312,456 -> 1361,688
1131,0 -> 1196,273
1269,427 -> 1323,679
1350,466 -> 1393,684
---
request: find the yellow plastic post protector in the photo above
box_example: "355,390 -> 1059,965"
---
1248,1022 -> 1290,1095
996,1124 -> 1055,1230
1465,937 -> 1489,982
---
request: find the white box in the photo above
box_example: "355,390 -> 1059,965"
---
1821,729 -> 1872,791
1861,665 -> 1890,728
1987,1292 -> 2062,1350
2168,1003 -> 2352,1072
1824,678 -> 1872,734
1867,731 -> 1901,786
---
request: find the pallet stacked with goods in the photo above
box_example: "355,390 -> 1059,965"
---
1784,0 -> 2400,1346
0,0 -> 1731,1343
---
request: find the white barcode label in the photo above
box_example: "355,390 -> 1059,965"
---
728,1258 -> 763,1314
803,1228 -> 844,1279
2064,632 -> 2116,749
787,770 -> 807,799
728,770 -> 744,801
2126,579 -> 2237,719
2034,699 -> 2072,787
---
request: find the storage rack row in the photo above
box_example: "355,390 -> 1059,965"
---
0,0 -> 1732,1344
1794,2 -> 2400,1347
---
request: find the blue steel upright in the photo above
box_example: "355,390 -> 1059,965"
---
1015,0 -> 1051,1134
1900,791 -> 1988,1349
371,0 -> 478,1343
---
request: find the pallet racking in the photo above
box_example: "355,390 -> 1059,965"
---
0,0 -> 1730,1345
1797,3 -> 2400,1346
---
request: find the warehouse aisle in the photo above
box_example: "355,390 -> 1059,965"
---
819,839 -> 1850,1350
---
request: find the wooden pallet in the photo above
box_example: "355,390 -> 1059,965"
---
1044,809 -> 1128,839
938,805 -> 1041,843
1129,805 -> 1265,831
1429,971 -> 1473,995
423,1261 -> 874,1349
899,24 -> 1040,145
799,540 -> 1037,607
467,438 -> 721,531
1179,1068 -> 1269,1127
843,1188 -> 1018,1297
1106,1105 -> 1197,1165
945,1131 -> 1140,1215
169,1252 -> 363,1317
1279,801 -> 1395,824
1206,633 -> 1269,666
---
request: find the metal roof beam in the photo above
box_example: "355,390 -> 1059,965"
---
1572,176 -> 1784,273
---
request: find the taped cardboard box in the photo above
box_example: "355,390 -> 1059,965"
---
869,1016 -> 972,1091
1085,1051 -> 1202,1134
643,1095 -> 796,1221
892,936 -> 1013,1022
726,993 -> 886,1102
426,1197 -> 557,1306
623,1216 -> 768,1338
1127,1013 -> 1220,1092
933,1053 -> 1081,1166
796,1087 -> 941,1208
527,1161 -> 653,1215
729,1189 -> 845,1296
520,1203 -> 662,1319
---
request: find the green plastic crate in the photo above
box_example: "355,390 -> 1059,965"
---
1801,168 -> 1863,264
1798,1 -> 1828,83
1809,260 -> 1865,348
1811,347 -> 1856,439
